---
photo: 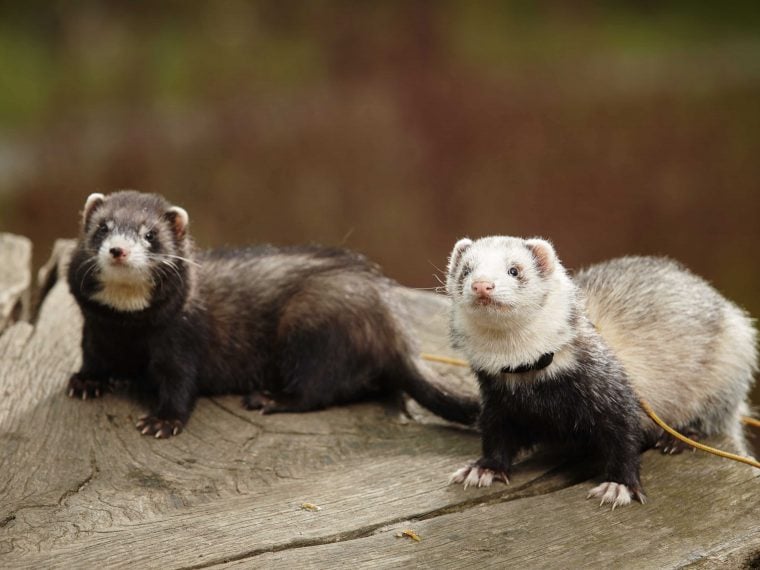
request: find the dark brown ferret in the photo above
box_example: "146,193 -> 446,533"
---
66,190 -> 478,437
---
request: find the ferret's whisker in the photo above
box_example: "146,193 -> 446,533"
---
158,259 -> 183,283
339,227 -> 355,245
79,258 -> 99,290
161,253 -> 201,267
427,260 -> 447,275
147,252 -> 201,268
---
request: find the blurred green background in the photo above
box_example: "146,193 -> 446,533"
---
0,1 -> 758,445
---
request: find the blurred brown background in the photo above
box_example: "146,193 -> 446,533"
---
1,1 -> 758,442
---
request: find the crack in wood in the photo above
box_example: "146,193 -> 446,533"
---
1,454 -> 101,528
0,501 -> 61,528
179,463 -> 591,569
57,454 -> 100,507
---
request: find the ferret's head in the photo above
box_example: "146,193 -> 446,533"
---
76,190 -> 191,311
446,236 -> 562,319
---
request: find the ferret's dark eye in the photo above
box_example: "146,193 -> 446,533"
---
97,222 -> 109,235
508,267 -> 519,277
144,231 -> 155,243
461,265 -> 472,278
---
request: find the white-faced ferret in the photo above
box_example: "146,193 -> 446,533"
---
446,236 -> 757,508
66,191 -> 478,438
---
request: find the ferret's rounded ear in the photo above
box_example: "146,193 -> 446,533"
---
525,238 -> 556,275
448,238 -> 473,275
82,193 -> 105,229
163,206 -> 189,239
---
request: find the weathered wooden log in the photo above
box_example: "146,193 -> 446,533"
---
0,233 -> 32,332
0,234 -> 757,569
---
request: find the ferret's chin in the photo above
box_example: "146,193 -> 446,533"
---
468,298 -> 510,311
100,262 -> 148,285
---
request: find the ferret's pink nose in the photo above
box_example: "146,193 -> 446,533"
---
109,247 -> 128,260
472,281 -> 495,297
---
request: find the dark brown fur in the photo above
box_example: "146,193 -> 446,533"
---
67,191 -> 478,437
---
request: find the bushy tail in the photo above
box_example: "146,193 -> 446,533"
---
396,356 -> 480,425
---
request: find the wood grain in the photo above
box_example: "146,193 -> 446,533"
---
0,235 -> 757,569
240,448 -> 759,570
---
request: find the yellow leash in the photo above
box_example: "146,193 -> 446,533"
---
743,416 -> 760,429
420,353 -> 472,367
639,399 -> 760,469
420,352 -> 760,470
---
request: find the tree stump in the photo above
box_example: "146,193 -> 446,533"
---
0,233 -> 757,569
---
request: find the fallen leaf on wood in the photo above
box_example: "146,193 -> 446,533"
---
395,529 -> 421,542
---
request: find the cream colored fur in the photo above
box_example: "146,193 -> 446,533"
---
447,237 -> 757,454
91,232 -> 154,312
447,236 -> 578,377
578,257 -> 757,448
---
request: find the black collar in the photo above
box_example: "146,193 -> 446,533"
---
501,352 -> 554,374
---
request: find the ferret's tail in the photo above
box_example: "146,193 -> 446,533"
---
395,355 -> 480,425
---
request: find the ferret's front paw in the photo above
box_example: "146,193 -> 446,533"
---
448,461 -> 510,488
587,481 -> 646,509
67,373 -> 104,400
135,416 -> 184,439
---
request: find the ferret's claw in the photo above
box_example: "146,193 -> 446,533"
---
136,416 -> 184,439
587,482 -> 644,509
67,374 -> 105,400
449,462 -> 509,489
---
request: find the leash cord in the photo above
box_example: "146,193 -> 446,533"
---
420,352 -> 760,469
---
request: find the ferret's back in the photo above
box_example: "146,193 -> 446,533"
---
576,256 -> 756,440
197,245 -> 373,292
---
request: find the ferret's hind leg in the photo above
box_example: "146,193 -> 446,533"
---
653,425 -> 704,455
241,391 -> 275,411
257,397 -> 318,415
271,296 -> 384,415
243,388 -> 325,415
